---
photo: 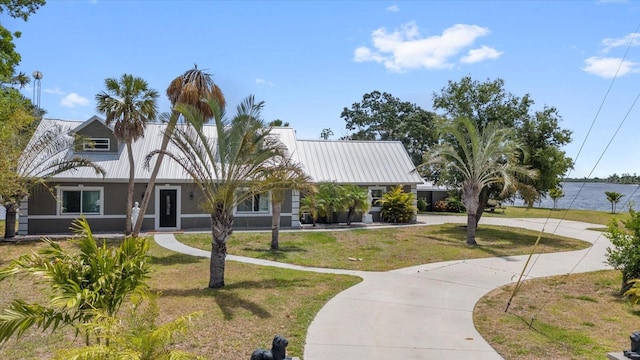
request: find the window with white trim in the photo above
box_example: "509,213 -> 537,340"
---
236,192 -> 270,213
83,138 -> 110,151
59,186 -> 103,215
369,187 -> 386,209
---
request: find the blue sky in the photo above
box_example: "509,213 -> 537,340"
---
4,0 -> 640,179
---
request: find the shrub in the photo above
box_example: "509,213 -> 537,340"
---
605,208 -> 640,294
417,198 -> 428,212
445,196 -> 465,213
378,185 -> 417,223
433,200 -> 448,212
0,217 -> 150,344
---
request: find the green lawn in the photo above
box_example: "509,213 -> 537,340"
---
0,209 -> 631,359
483,205 -> 626,226
177,223 -> 589,271
0,239 -> 360,359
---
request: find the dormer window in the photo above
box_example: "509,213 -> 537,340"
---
83,138 -> 110,151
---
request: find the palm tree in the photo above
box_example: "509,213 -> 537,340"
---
342,184 -> 369,225
3,123 -> 105,238
549,186 -> 564,210
299,193 -> 318,226
263,158 -> 314,250
315,183 -> 345,224
144,96 -> 300,288
0,217 -> 150,344
426,117 -> 536,245
96,74 -> 159,234
605,191 -> 624,214
133,66 -> 225,236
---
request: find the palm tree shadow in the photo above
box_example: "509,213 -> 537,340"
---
148,253 -> 203,265
241,246 -> 307,261
157,279 -> 308,320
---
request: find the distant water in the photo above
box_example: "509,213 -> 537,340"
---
525,182 -> 640,212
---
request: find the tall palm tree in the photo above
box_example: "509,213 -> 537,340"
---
96,74 -> 159,234
426,117 -> 536,245
263,158 -> 314,250
133,66 -> 225,236
144,96 -> 299,288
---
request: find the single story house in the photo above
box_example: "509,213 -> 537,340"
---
20,116 -> 425,235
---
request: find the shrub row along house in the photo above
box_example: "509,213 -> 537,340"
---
19,116 -> 424,235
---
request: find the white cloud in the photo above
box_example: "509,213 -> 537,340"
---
354,22 -> 498,72
601,33 -> 640,53
44,87 -> 65,95
386,4 -> 399,12
460,46 -> 503,64
256,78 -> 274,87
582,56 -> 639,78
61,93 -> 90,108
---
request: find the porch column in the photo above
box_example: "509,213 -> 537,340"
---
18,197 -> 28,235
291,190 -> 301,228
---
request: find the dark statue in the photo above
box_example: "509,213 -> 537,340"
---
250,335 -> 290,360
625,331 -> 640,359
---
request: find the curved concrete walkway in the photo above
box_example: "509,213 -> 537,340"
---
153,215 -> 612,360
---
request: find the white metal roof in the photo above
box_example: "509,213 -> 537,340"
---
29,118 -> 421,185
295,140 -> 422,185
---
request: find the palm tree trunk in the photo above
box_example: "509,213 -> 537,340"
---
3,204 -> 17,238
462,181 -> 480,245
346,206 -> 354,225
125,142 -> 135,235
466,212 -> 478,245
133,112 -> 178,236
209,210 -> 233,289
474,187 -> 489,229
271,201 -> 282,250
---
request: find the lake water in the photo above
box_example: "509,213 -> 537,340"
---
523,182 -> 640,213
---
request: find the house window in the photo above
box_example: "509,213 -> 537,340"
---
369,187 -> 386,209
83,138 -> 110,151
59,187 -> 103,214
236,192 -> 270,213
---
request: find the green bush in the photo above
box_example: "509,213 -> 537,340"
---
605,208 -> 640,294
445,196 -> 465,213
417,198 -> 428,212
0,217 -> 150,344
378,185 -> 417,223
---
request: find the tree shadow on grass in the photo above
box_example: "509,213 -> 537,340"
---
241,246 -> 307,261
427,224 -> 585,256
148,253 -> 204,265
157,278 -> 309,320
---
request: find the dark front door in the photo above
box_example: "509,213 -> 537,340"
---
159,189 -> 177,228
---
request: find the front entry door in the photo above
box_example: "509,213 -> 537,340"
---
159,189 -> 177,228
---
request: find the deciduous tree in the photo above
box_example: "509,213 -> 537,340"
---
341,91 -> 438,166
431,76 -> 573,218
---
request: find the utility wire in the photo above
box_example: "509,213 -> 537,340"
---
505,26 -> 640,315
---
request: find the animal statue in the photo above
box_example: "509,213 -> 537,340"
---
250,335 -> 289,360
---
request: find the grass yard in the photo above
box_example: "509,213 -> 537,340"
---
177,223 -> 590,271
485,206 -> 626,226
0,209 -> 631,359
474,270 -> 637,359
0,238 -> 360,359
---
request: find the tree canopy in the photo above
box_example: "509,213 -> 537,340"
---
0,0 -> 46,84
341,90 -> 439,166
431,76 -> 573,204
